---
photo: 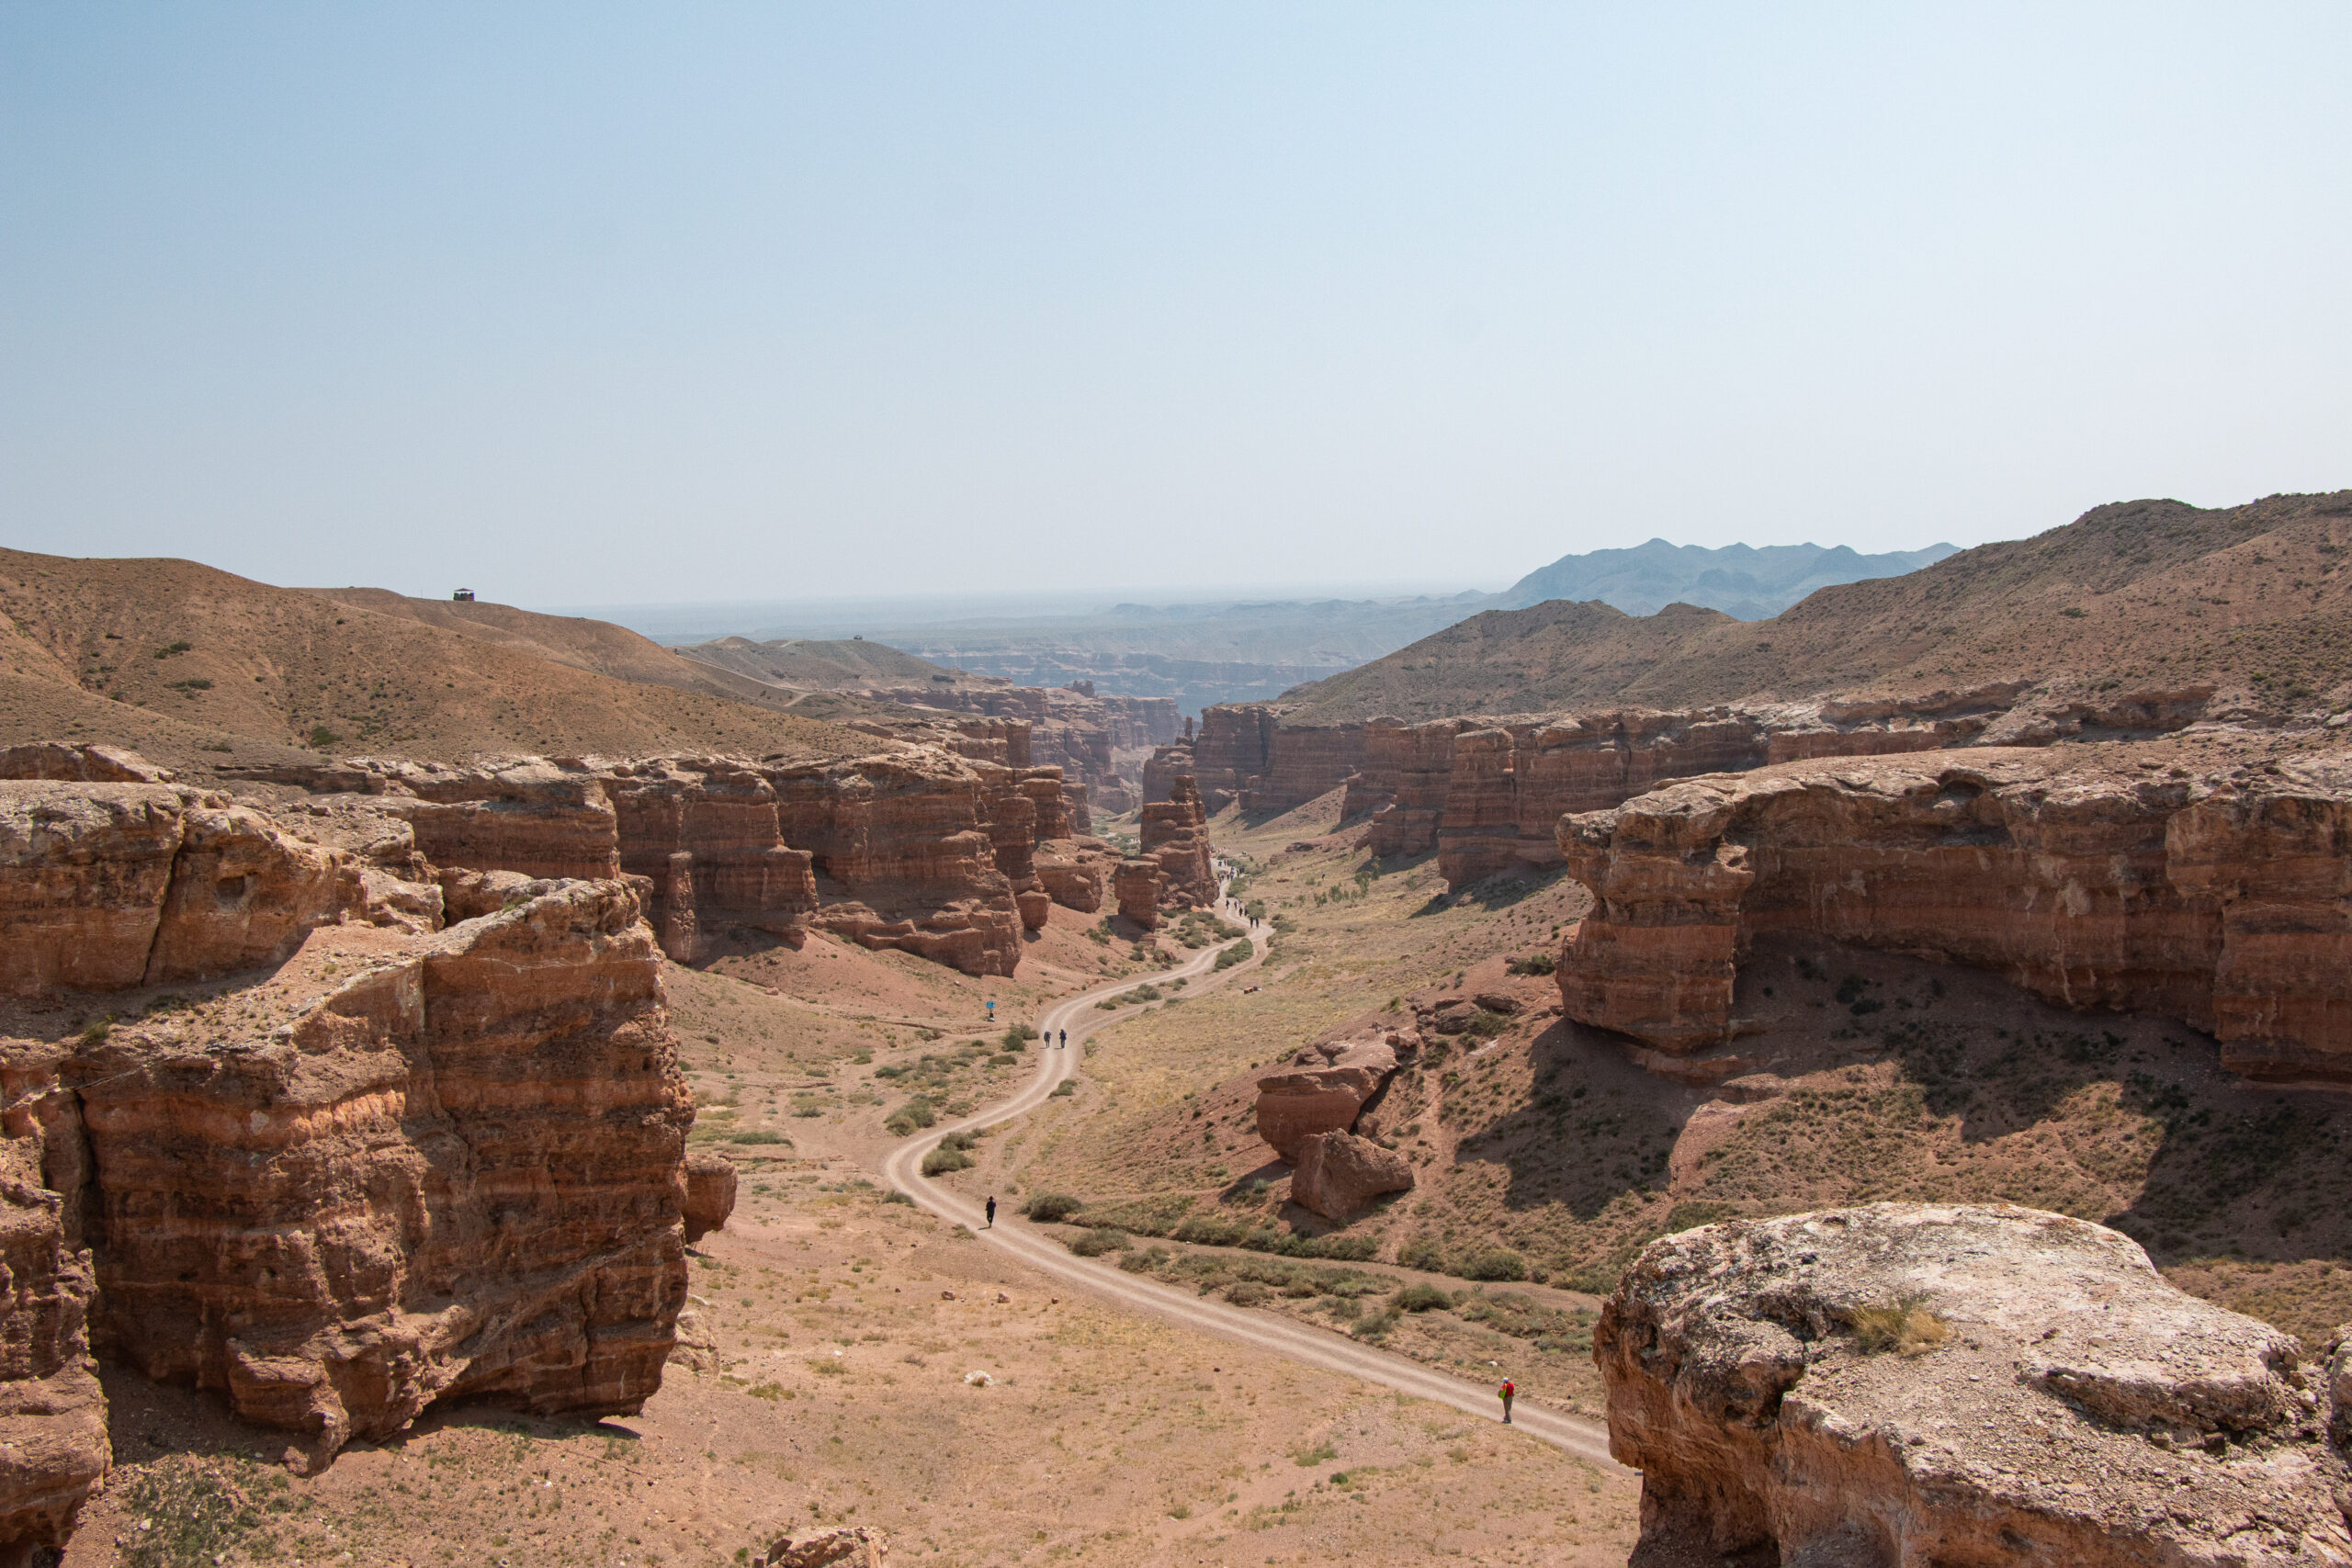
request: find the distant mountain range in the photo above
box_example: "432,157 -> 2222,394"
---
570,537 -> 1966,718
1280,491 -> 2352,723
1499,538 -> 1959,619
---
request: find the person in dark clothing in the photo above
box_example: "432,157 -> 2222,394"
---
985,1195 -> 997,1227
1057,1029 -> 1067,1049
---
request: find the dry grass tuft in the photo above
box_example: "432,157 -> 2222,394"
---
1848,1297 -> 1951,1357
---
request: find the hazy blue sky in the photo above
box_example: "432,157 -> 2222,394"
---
5,5 -> 2348,606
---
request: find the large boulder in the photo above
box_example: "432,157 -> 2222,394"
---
1596,1202 -> 2348,1567
1252,1032 -> 1401,1161
683,1150 -> 739,1245
1290,1129 -> 1413,1221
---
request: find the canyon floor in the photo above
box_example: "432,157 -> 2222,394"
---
62,886 -> 1640,1568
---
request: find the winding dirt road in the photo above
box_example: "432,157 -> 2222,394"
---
879,917 -> 1623,1472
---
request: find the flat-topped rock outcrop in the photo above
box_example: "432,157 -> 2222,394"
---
1597,1203 -> 2348,1566
1552,749 -> 2352,1085
0,750 -> 715,1552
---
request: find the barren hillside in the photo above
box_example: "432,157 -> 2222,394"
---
0,550 -> 875,773
1283,491 -> 2352,722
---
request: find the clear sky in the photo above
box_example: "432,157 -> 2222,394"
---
5,5 -> 2348,606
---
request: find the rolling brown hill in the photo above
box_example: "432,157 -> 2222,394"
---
1283,490 -> 2352,722
0,549 -> 876,774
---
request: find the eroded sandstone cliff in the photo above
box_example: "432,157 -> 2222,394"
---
1138,774 -> 1216,910
1598,1203 -> 2347,1566
0,750 -> 707,1551
1552,750 -> 2352,1084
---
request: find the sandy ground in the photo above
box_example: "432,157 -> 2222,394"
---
62,897 -> 1643,1567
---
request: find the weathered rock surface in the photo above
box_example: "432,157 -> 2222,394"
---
0,779 -> 429,998
1114,860 -> 1161,930
1597,1202 -> 2347,1567
75,879 -> 690,1464
1289,1129 -> 1413,1221
776,750 -> 1023,976
1253,1033 -> 1401,1161
683,1151 -> 739,1245
1553,750 -> 2352,1083
1139,774 -> 1216,909
1034,839 -> 1115,913
0,1061 -> 109,1556
602,758 -> 818,961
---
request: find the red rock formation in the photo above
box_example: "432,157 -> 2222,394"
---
0,741 -> 174,784
383,761 -> 626,884
0,758 -> 718,1554
1035,839 -> 1116,913
1139,775 -> 1216,909
1361,717 -> 1467,857
600,759 -> 818,961
0,1055 -> 109,1555
1598,1203 -> 2346,1567
683,1151 -> 738,1245
1114,860 -> 1161,929
1238,723 -> 1366,814
1019,769 -> 1072,841
1140,740 -> 1193,807
1190,705 -> 1278,810
773,751 -> 1023,976
1252,1032 -> 1401,1161
74,880 -> 690,1465
1288,1130 -> 1413,1221
0,781 -> 428,998
1553,750 -> 2352,1084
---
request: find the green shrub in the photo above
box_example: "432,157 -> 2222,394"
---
989,1053 -> 1020,1066
1213,939 -> 1252,971
730,1130 -> 790,1145
1068,1227 -> 1128,1258
1396,1236 -> 1447,1272
883,1190 -> 914,1206
883,1097 -> 937,1136
1050,1080 -> 1076,1097
1021,1191 -> 1086,1223
1226,1280 -> 1271,1306
1461,1247 -> 1529,1281
1003,1024 -> 1038,1047
1393,1282 -> 1453,1313
921,1146 -> 973,1176
307,725 -> 343,749
1506,953 -> 1555,976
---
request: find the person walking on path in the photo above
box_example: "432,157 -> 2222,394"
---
985,1195 -> 997,1228
1498,1379 -> 1514,1424
1057,1028 -> 1067,1049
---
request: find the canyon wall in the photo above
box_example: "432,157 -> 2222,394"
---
1598,1203 -> 2346,1566
1552,750 -> 2352,1085
228,744 -> 1054,977
0,751 -> 701,1552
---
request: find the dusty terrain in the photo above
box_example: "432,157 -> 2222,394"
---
1008,784 -> 2352,1349
1287,490 -> 2352,721
57,901 -> 1641,1567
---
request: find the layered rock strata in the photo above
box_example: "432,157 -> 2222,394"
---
222,747 -> 1035,976
1138,775 -> 1216,910
1289,1129 -> 1413,1221
1552,750 -> 2352,1083
1597,1203 -> 2347,1566
1034,839 -> 1116,914
0,761 -> 707,1550
683,1151 -> 739,1246
1114,860 -> 1161,930
775,751 -> 1023,976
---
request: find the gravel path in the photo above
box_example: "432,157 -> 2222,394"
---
880,908 -> 1624,1472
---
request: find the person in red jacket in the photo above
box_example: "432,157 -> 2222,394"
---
1498,1379 -> 1514,1424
